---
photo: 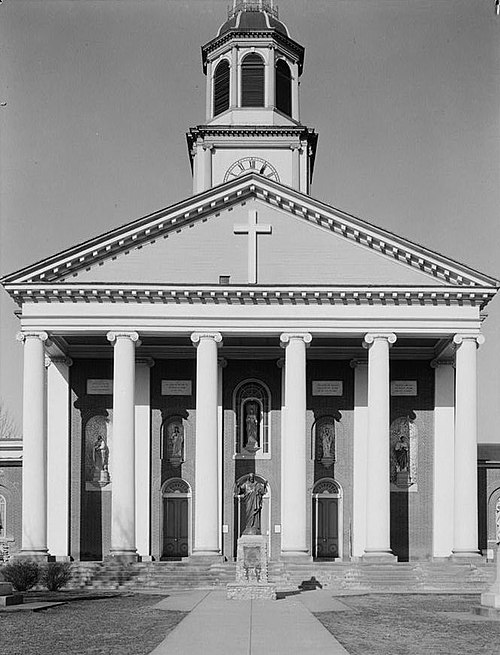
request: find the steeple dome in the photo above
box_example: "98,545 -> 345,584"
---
218,1 -> 290,38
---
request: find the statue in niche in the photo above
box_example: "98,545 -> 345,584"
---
93,434 -> 110,484
390,413 -> 417,487
85,415 -> 111,486
166,419 -> 184,466
237,473 -> 267,535
244,402 -> 260,451
315,417 -> 336,467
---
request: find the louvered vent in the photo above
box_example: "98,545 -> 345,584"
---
241,53 -> 265,107
275,59 -> 292,116
213,60 -> 230,116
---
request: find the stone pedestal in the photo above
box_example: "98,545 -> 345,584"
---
475,546 -> 500,619
227,535 -> 277,600
0,581 -> 23,607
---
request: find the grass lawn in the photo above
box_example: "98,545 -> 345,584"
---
0,591 -> 185,655
316,594 -> 500,655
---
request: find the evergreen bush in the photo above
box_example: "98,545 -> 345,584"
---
41,562 -> 73,591
1,560 -> 40,591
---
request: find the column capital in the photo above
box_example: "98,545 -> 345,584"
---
280,332 -> 312,347
430,358 -> 455,369
135,357 -> 155,368
190,331 -> 223,346
106,331 -> 140,344
453,333 -> 485,347
350,358 -> 368,369
16,331 -> 49,343
363,332 -> 397,349
45,354 -> 73,369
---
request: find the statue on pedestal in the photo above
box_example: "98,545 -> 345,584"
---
93,434 -> 110,484
238,473 -> 267,535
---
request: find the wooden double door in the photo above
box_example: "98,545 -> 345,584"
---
313,497 -> 339,559
162,497 -> 189,559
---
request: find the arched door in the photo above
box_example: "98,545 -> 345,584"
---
312,479 -> 342,559
161,479 -> 191,559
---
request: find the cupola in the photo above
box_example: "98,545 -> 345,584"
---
201,0 -> 305,126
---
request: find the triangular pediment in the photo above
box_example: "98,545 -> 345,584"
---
2,174 -> 498,299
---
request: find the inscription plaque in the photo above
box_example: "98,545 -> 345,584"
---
161,380 -> 192,396
312,381 -> 343,396
87,379 -> 113,395
391,381 -> 417,396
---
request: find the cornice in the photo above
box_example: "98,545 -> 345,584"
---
4,283 -> 496,308
201,30 -> 304,73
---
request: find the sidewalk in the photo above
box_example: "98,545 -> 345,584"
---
149,589 -> 351,655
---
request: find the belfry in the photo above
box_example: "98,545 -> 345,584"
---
1,0 -> 498,568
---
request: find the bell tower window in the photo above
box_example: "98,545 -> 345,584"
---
275,59 -> 292,117
213,60 -> 230,117
241,53 -> 265,107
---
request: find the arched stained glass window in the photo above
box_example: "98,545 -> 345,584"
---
213,59 -> 230,116
241,53 -> 265,107
275,59 -> 292,116
234,380 -> 270,454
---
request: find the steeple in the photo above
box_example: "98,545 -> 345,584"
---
187,1 -> 317,195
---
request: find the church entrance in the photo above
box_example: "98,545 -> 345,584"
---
312,479 -> 342,559
161,479 -> 190,559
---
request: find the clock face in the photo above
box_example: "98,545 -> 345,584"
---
224,157 -> 280,183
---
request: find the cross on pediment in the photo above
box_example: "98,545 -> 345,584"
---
234,210 -> 272,284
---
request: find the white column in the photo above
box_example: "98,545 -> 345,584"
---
363,332 -> 397,560
206,60 -> 213,121
230,47 -> 238,107
46,355 -> 72,560
291,145 -> 300,191
291,62 -> 300,121
191,331 -> 222,556
16,331 -> 49,558
452,333 -> 484,558
280,332 -> 312,557
106,330 -> 140,559
217,358 -> 226,554
431,359 -> 455,558
203,145 -> 213,190
351,359 -> 368,559
135,358 -> 154,560
266,48 -> 275,107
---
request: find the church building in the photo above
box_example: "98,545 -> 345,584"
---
1,0 -> 499,565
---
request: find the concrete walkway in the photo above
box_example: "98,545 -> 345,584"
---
149,589 -> 350,655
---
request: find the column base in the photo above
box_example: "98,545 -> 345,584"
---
280,551 -> 312,563
14,550 -> 50,562
362,550 -> 397,563
190,551 -> 224,564
105,550 -> 139,563
451,550 -> 483,563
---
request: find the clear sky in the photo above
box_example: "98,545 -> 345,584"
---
1,0 -> 499,439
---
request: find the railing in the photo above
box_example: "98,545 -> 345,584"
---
228,0 -> 279,20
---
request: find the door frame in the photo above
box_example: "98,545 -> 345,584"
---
161,478 -> 192,559
312,478 -> 343,560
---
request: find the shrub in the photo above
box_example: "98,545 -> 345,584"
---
41,562 -> 73,591
1,560 -> 40,591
